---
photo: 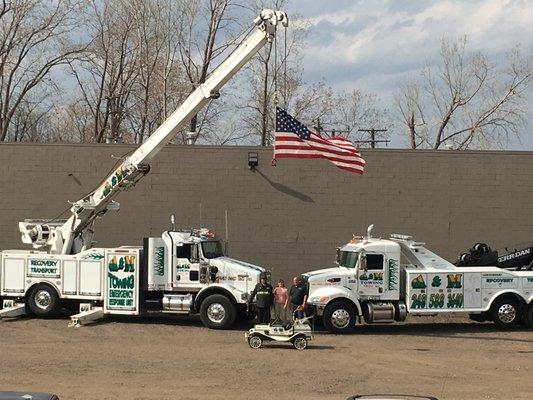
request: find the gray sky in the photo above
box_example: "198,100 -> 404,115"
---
285,0 -> 533,149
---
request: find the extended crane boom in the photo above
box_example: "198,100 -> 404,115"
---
19,9 -> 288,255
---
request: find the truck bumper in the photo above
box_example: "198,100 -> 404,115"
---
308,304 -> 325,316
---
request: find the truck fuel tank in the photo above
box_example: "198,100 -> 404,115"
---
363,301 -> 407,323
162,294 -> 193,313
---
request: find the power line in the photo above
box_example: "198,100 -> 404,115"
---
356,128 -> 389,149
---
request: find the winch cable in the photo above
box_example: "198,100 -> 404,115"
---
283,24 -> 288,109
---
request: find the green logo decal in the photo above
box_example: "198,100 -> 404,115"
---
360,272 -> 383,281
30,259 -> 58,267
428,293 -> 445,308
107,255 -> 136,310
431,276 -> 442,287
108,256 -> 135,272
447,293 -> 464,308
411,293 -> 427,309
101,167 -> 128,199
28,259 -> 59,276
486,278 -> 513,283
387,259 -> 398,290
411,274 -> 426,289
107,272 -> 135,308
82,253 -> 104,260
154,247 -> 165,276
446,274 -> 462,289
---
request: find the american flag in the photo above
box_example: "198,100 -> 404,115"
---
273,107 -> 365,174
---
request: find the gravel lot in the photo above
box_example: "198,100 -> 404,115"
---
0,315 -> 531,400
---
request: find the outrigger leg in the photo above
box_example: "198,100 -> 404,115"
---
0,300 -> 27,319
68,305 -> 104,328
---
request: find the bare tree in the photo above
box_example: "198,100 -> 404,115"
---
127,0 -> 188,144
69,0 -> 140,143
239,0 -> 308,146
330,90 -> 390,145
178,0 -> 246,143
397,37 -> 532,149
0,0 -> 86,141
6,96 -> 53,141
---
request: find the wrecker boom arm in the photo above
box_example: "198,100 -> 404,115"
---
19,9 -> 288,255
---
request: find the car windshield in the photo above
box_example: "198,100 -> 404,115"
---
201,241 -> 224,259
338,250 -> 359,268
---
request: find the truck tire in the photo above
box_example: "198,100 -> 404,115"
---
490,297 -> 520,329
199,294 -> 236,329
524,303 -> 533,329
323,300 -> 356,334
27,284 -> 60,317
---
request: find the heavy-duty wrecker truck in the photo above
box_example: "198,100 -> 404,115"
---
305,225 -> 533,333
0,9 -> 288,329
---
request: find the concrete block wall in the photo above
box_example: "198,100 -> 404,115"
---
1,143 -> 532,281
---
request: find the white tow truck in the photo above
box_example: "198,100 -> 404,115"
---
305,226 -> 533,333
0,9 -> 288,329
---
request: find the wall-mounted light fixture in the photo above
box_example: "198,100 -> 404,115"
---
247,152 -> 258,170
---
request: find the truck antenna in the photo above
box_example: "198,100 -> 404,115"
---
225,209 -> 229,255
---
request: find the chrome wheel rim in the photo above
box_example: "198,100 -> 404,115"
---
35,290 -> 52,310
207,303 -> 226,323
249,336 -> 262,349
331,309 -> 350,329
294,337 -> 306,350
498,304 -> 517,324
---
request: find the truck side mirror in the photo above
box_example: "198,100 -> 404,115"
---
359,253 -> 367,271
190,244 -> 199,263
335,247 -> 340,265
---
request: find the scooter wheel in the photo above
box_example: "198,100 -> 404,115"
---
292,336 -> 307,350
248,334 -> 263,349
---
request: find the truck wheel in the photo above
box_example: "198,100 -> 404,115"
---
248,334 -> 263,349
27,284 -> 60,317
323,301 -> 356,334
199,294 -> 236,329
524,303 -> 533,329
490,297 -> 519,329
292,336 -> 308,350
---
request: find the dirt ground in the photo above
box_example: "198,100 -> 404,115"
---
0,314 -> 531,400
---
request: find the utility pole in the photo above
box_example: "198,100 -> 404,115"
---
356,128 -> 389,148
312,118 -> 324,135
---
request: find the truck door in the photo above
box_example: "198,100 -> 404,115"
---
174,243 -> 201,287
357,253 -> 385,298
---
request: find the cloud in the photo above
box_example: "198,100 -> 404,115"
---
296,0 -> 531,78
286,0 -> 533,148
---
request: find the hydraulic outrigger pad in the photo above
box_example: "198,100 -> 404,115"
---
0,301 -> 27,319
68,305 -> 104,328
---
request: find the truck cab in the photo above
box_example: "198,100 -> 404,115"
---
143,228 -> 266,328
305,226 -> 404,333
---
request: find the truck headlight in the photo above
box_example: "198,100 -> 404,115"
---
310,296 -> 329,304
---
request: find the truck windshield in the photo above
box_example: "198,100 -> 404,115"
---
338,250 -> 359,268
202,241 -> 224,259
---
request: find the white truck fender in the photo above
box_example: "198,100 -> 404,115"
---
308,286 -> 362,315
484,289 -> 530,311
195,284 -> 239,306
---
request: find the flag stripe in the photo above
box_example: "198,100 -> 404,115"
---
274,146 -> 366,166
275,134 -> 364,158
275,133 -> 365,164
274,107 -> 365,174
